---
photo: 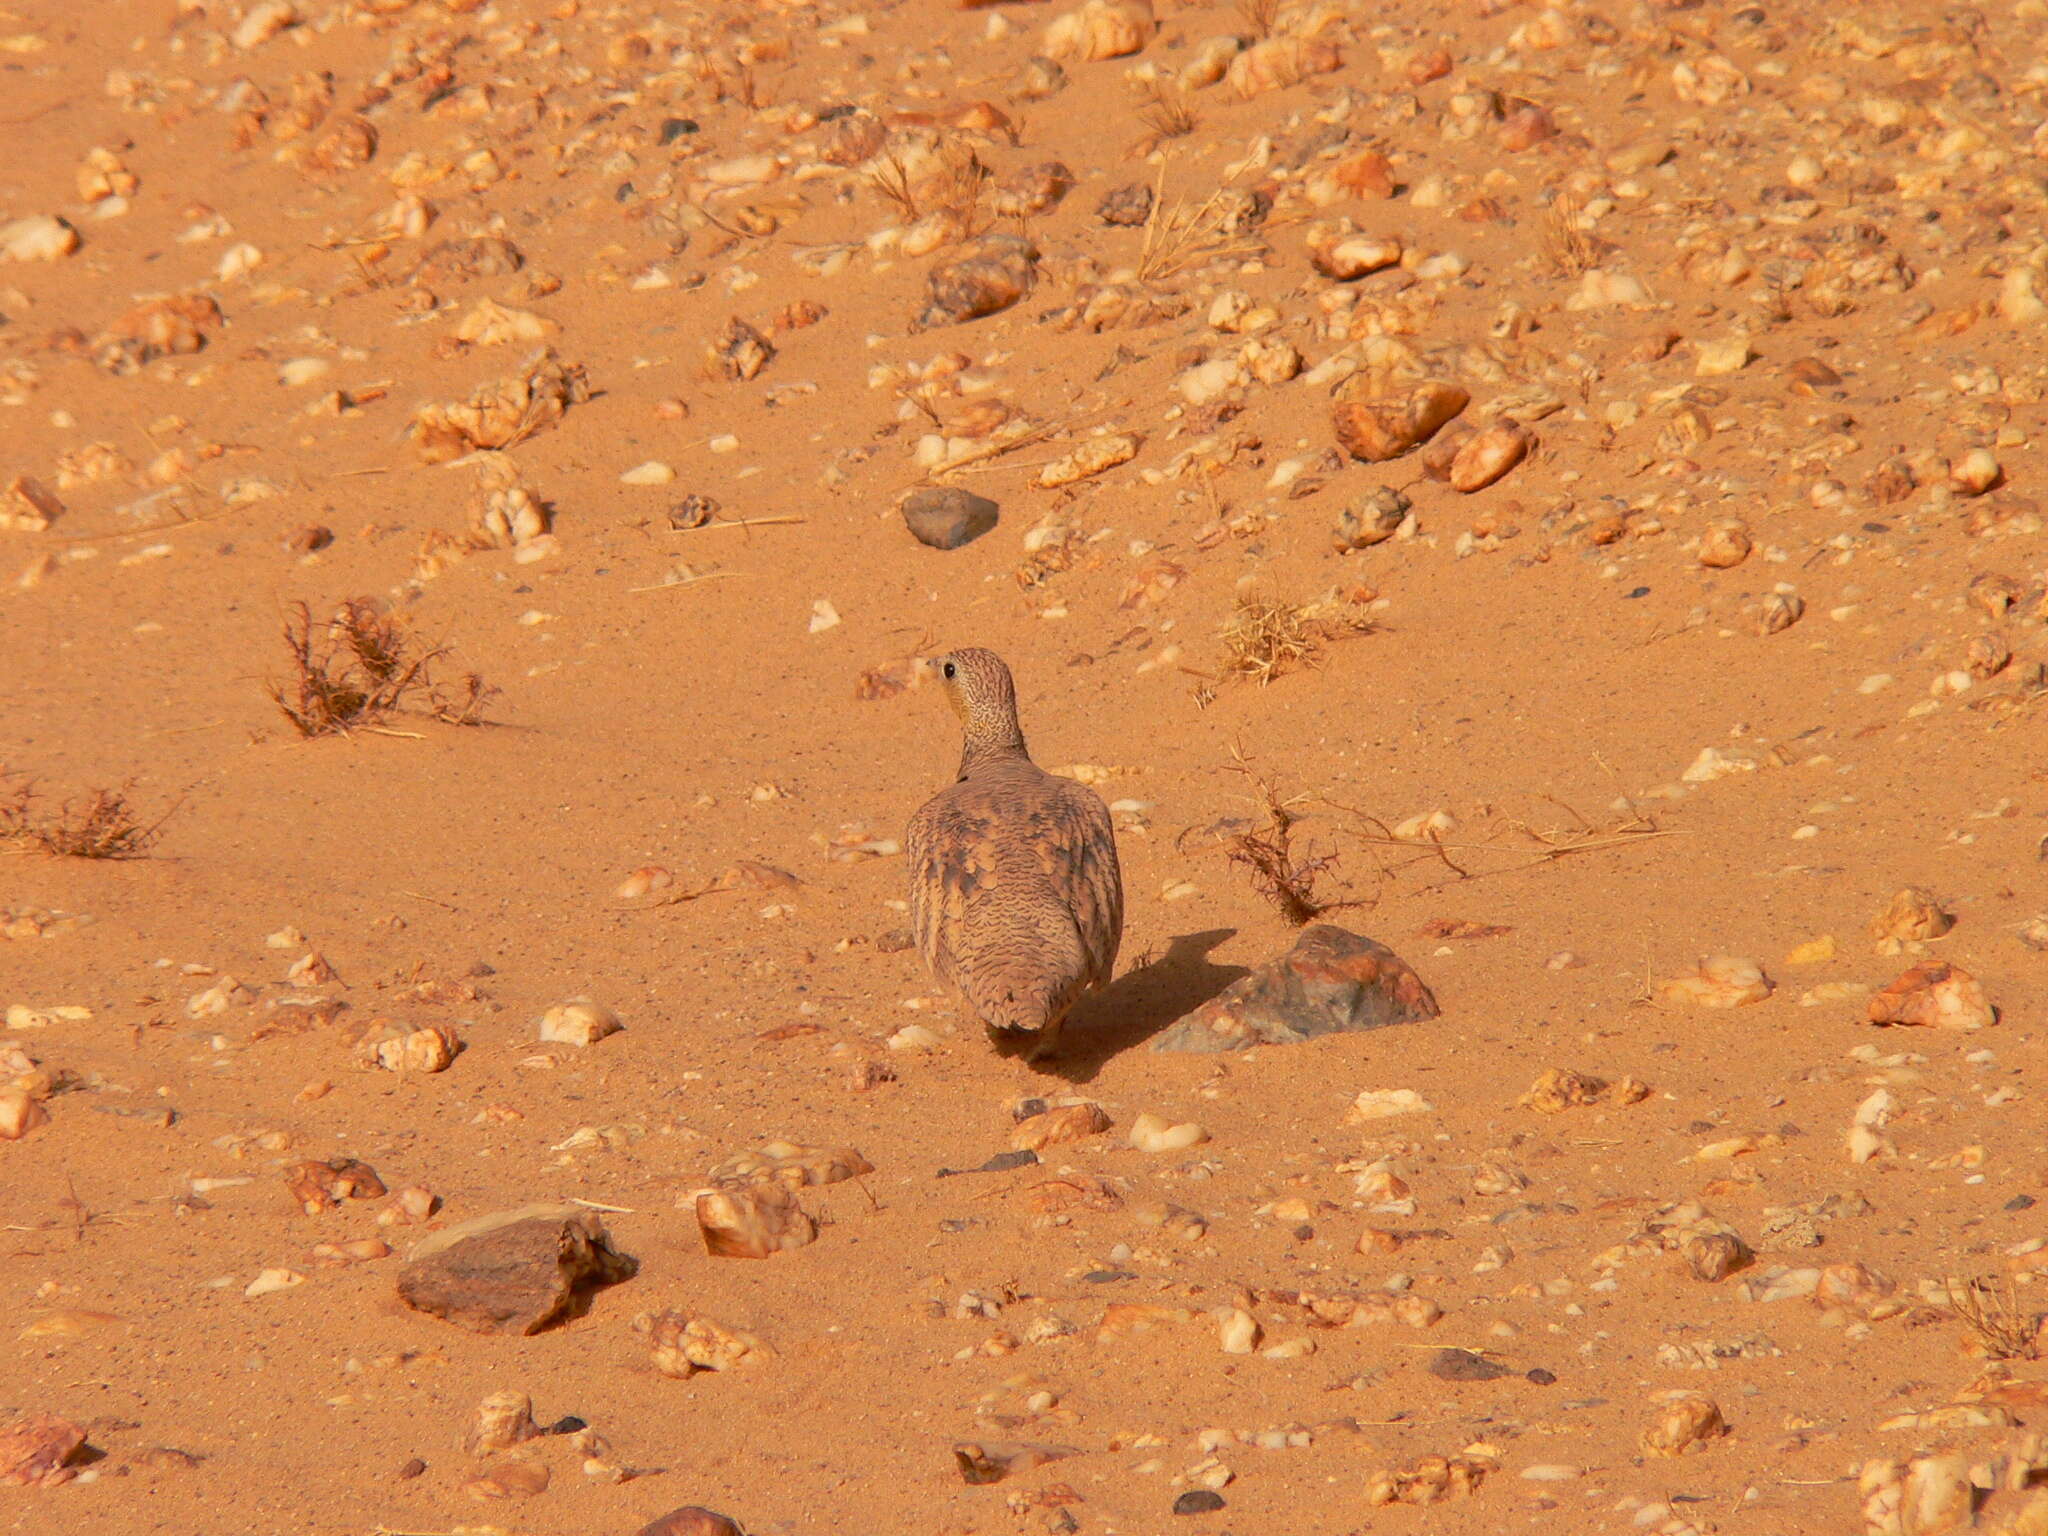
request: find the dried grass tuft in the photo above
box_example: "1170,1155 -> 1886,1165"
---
1539,190 -> 1598,277
1219,593 -> 1375,686
1944,1275 -> 2041,1361
1135,80 -> 1198,140
0,778 -> 171,860
268,599 -> 494,737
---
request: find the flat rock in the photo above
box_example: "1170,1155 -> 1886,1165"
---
636,1507 -> 747,1536
0,1414 -> 89,1487
1428,1348 -> 1516,1381
395,1203 -> 637,1334
901,487 -> 999,550
1152,924 -> 1439,1053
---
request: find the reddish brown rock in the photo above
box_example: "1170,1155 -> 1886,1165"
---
395,1204 -> 637,1334
0,1415 -> 89,1487
1152,924 -> 1439,1052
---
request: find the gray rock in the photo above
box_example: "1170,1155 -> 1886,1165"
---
1151,923 -> 1438,1053
902,488 -> 999,550
396,1203 -> 637,1335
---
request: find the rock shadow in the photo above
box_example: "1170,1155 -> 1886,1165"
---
1042,928 -> 1246,1082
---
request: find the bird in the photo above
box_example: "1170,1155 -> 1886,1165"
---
905,647 -> 1124,1061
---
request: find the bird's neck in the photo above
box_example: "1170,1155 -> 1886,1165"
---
958,728 -> 1030,779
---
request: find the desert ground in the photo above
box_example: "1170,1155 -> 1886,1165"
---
3,0 -> 2048,1532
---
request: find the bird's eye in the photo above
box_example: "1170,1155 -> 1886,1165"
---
943,662 -> 957,679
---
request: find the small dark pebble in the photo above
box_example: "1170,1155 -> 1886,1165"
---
875,927 -> 915,954
615,182 -> 636,202
1011,1097 -> 1051,1122
658,118 -> 700,143
2007,1194 -> 2037,1211
1428,1349 -> 1515,1382
1862,521 -> 1890,533
1173,1490 -> 1226,1515
902,486 -> 1000,550
1623,585 -> 1651,599
1083,1269 -> 1136,1283
1526,1367 -> 1557,1385
395,1457 -> 427,1480
1291,1223 -> 1315,1242
543,1415 -> 587,1436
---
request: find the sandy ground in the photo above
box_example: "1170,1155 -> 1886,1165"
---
3,0 -> 2048,1531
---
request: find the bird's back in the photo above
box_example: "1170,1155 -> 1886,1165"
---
906,756 -> 1123,1036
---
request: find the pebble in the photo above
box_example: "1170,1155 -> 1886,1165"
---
901,487 -> 999,550
0,215 -> 81,263
1129,1112 -> 1208,1153
538,998 -> 624,1047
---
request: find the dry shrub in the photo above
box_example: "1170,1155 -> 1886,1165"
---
269,599 -> 494,737
0,779 -> 169,859
1220,593 -> 1376,686
1944,1276 -> 2041,1361
1539,190 -> 1598,277
1219,751 -> 1362,925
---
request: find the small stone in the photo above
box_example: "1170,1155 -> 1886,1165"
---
1129,1112 -> 1209,1153
1684,1232 -> 1751,1282
1,215 -> 82,263
1173,1490 -> 1226,1515
1332,486 -> 1412,550
1756,591 -> 1805,634
1154,924 -> 1439,1052
244,1267 -> 305,1298
466,1390 -> 540,1456
0,1088 -> 50,1141
902,487 -> 999,550
396,1204 -> 638,1334
647,1310 -> 771,1376
621,461 -> 677,486
1658,956 -> 1771,1009
694,1182 -> 817,1258
1013,1101 -> 1112,1150
284,1157 -> 387,1214
355,1021 -> 461,1073
1869,887 -> 1954,946
953,1441 -> 1080,1485
1951,448 -> 2003,497
1448,423 -> 1529,492
464,1457 -> 550,1500
921,234 -> 1038,328
1697,520 -> 1752,568
1097,183 -> 1154,226
538,998 -> 623,1047
1694,336 -> 1753,376
711,317 -> 775,381
1868,962 -> 1994,1030
1639,1393 -> 1728,1457
1333,383 -> 1468,462
1217,1307 -> 1261,1354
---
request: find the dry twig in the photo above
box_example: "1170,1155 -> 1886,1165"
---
1944,1275 -> 2040,1360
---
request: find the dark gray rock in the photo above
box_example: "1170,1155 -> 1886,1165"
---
1152,923 -> 1439,1053
902,487 -> 999,550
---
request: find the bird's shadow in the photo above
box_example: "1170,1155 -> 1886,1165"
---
1038,928 -> 1246,1083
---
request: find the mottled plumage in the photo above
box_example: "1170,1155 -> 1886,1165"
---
905,648 -> 1123,1059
